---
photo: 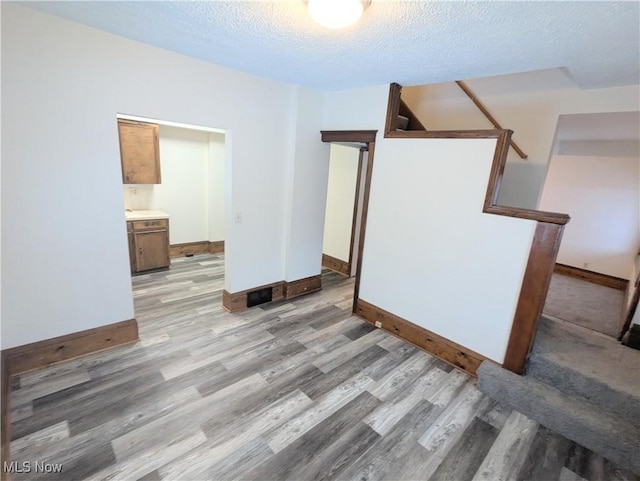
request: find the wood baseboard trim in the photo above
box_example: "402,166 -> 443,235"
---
170,240 -> 225,258
284,275 -> 322,300
354,298 -> 487,377
322,254 -> 350,276
1,353 -> 9,481
1,319 -> 139,376
223,281 -> 286,313
170,241 -> 210,258
554,263 -> 627,291
209,240 -> 225,254
222,275 -> 323,312
1,319 -> 138,478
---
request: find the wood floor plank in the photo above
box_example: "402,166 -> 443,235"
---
335,399 -> 437,481
401,382 -> 488,480
311,329 -> 387,373
471,410 -> 539,481
364,365 -> 447,436
90,430 -> 207,481
113,373 -> 268,460
160,389 -> 313,480
265,373 -> 376,453
516,425 -> 575,481
198,436 -> 273,481
244,391 -> 380,481
368,350 -> 436,401
10,421 -> 69,459
297,345 -> 387,400
429,417 -> 499,481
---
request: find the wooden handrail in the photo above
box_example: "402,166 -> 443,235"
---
455,80 -> 528,160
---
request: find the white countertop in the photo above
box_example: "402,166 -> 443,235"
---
125,209 -> 170,221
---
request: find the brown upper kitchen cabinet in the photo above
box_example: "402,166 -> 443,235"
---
118,119 -> 161,184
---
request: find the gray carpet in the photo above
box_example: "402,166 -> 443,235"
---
543,273 -> 625,337
478,317 -> 640,475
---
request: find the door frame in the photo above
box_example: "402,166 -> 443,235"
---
320,130 -> 377,313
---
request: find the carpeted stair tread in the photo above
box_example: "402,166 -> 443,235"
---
529,317 -> 640,424
478,360 -> 640,475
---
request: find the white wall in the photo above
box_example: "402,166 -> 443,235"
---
283,86 -> 329,282
323,144 -> 359,262
208,132 -> 225,242
402,73 -> 640,210
324,84 -> 537,363
156,125 -> 209,244
1,4 -> 315,348
538,155 -> 639,280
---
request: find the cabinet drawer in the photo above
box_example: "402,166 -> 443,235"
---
132,219 -> 168,230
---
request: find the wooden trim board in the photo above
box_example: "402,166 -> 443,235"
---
503,223 -> 565,374
170,241 -> 210,258
209,240 -> 225,254
354,299 -> 487,377
554,263 -> 627,291
322,254 -> 350,276
223,281 -> 286,313
1,353 -> 9,481
1,319 -> 139,376
347,148 -> 365,272
170,241 -> 225,258
384,83 -> 403,136
321,130 -> 377,143
223,275 -> 324,312
284,275 -> 322,300
1,319 -> 139,479
352,140 -> 375,313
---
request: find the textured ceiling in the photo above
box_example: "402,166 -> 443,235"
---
21,1 -> 640,91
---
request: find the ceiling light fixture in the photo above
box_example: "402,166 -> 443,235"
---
307,0 -> 371,29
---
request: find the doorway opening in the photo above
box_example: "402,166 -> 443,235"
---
117,113 -> 229,319
320,130 -> 376,313
538,111 -> 640,341
321,144 -> 367,278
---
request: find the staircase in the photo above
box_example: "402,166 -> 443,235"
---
478,317 -> 640,474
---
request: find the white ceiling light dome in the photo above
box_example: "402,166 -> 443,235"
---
307,0 -> 371,29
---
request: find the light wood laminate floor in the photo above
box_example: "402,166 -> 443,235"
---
9,255 -> 639,481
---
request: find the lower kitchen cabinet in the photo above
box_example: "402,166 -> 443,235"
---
127,219 -> 170,274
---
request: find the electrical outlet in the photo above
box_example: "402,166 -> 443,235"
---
583,262 -> 589,269
375,321 -> 382,328
130,187 -> 138,196
234,212 -> 243,224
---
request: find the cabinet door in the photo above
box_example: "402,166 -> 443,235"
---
134,230 -> 169,271
118,120 -> 161,184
